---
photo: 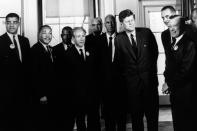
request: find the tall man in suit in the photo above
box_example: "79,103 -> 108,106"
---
85,17 -> 104,131
114,9 -> 159,131
65,27 -> 100,131
30,25 -> 55,131
52,26 -> 73,129
161,15 -> 196,131
101,14 -> 127,131
0,13 -> 30,131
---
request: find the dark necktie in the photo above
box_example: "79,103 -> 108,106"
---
13,35 -> 21,61
108,36 -> 113,62
79,49 -> 85,61
46,45 -> 53,62
171,37 -> 177,50
171,37 -> 176,46
130,34 -> 138,55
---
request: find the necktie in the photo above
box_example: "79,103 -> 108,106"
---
171,37 -> 176,46
79,49 -> 85,61
13,35 -> 21,61
130,34 -> 138,55
108,36 -> 113,62
171,37 -> 177,50
46,45 -> 53,62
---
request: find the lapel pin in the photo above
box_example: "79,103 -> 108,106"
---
86,51 -> 90,56
9,43 -> 15,49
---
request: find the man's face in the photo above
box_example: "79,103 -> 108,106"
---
169,18 -> 180,38
39,27 -> 52,45
92,19 -> 102,35
6,17 -> 20,34
105,16 -> 115,34
61,29 -> 72,44
161,9 -> 176,27
122,15 -> 135,32
73,29 -> 86,48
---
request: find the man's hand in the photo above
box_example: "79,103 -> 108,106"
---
162,83 -> 170,94
40,96 -> 48,104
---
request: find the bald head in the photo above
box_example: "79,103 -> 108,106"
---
104,14 -> 116,35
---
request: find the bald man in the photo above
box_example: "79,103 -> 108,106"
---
162,15 -> 196,131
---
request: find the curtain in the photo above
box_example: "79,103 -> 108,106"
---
45,0 -> 90,17
178,0 -> 195,18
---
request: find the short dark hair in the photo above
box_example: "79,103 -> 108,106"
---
161,6 -> 176,12
119,9 -> 135,23
105,14 -> 116,23
39,25 -> 52,33
6,13 -> 20,21
61,26 -> 72,35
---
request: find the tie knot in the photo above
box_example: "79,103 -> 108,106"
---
130,33 -> 134,38
109,36 -> 112,40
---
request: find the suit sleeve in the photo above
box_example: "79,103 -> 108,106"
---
148,28 -> 159,73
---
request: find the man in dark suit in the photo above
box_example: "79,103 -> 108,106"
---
52,26 -> 73,129
0,13 -> 30,131
65,27 -> 99,131
101,14 -> 127,131
30,25 -> 55,131
114,9 -> 159,131
161,15 -> 196,131
85,17 -> 104,131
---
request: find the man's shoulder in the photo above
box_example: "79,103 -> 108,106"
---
0,33 -> 8,40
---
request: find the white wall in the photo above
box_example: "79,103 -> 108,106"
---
23,0 -> 38,47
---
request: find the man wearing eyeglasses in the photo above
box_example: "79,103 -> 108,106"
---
0,13 -> 30,130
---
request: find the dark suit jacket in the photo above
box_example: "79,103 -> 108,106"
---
0,33 -> 30,103
161,29 -> 196,91
114,28 -> 159,96
30,42 -> 54,103
52,43 -> 73,100
65,45 -> 95,105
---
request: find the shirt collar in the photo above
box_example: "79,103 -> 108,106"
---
75,45 -> 85,52
7,32 -> 18,41
106,33 -> 116,39
126,30 -> 136,38
39,40 -> 49,50
172,33 -> 184,44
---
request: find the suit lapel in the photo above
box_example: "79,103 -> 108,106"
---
4,33 -> 13,46
135,28 -> 141,58
123,32 -> 137,60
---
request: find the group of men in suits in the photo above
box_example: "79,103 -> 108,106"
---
0,10 -> 160,131
2,7 -> 197,131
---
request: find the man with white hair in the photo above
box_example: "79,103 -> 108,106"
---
162,15 -> 196,131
